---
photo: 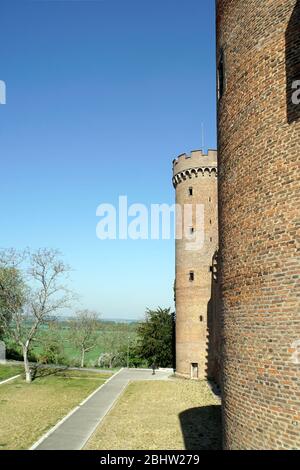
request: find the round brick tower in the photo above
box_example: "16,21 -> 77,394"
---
173,150 -> 218,380
217,0 -> 300,449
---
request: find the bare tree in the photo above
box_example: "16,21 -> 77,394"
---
0,248 -> 72,383
69,310 -> 101,368
100,326 -> 127,368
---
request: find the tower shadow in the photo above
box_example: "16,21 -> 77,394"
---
179,405 -> 222,450
205,251 -> 221,387
172,310 -> 176,372
286,0 -> 300,123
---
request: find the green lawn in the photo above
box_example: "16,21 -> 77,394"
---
85,379 -> 222,450
0,368 -> 112,450
0,364 -> 23,381
32,333 -> 106,365
31,324 -> 138,367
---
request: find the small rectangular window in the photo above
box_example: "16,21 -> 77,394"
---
191,363 -> 198,379
189,227 -> 194,234
189,271 -> 194,282
189,187 -> 193,196
210,237 -> 213,242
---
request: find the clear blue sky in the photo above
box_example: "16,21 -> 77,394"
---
0,0 -> 216,320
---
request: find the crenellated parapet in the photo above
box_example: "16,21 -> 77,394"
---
172,149 -> 218,188
172,166 -> 217,188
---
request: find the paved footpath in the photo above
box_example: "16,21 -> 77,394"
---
32,368 -> 172,451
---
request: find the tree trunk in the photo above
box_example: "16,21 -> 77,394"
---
81,349 -> 85,368
23,344 -> 32,383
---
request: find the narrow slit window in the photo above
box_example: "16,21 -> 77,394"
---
189,271 -> 194,282
189,187 -> 193,196
218,50 -> 225,100
191,363 -> 198,379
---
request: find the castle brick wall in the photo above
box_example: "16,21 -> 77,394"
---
217,0 -> 300,449
173,151 -> 220,381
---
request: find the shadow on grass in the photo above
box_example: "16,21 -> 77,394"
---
179,405 -> 222,450
31,365 -> 69,380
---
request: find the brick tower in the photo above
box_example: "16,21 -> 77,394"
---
217,0 -> 300,449
173,150 -> 219,380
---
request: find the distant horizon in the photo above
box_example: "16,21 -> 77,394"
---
59,314 -> 143,323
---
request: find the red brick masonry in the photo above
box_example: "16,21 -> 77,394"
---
217,0 -> 300,450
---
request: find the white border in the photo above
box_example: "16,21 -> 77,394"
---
0,374 -> 21,386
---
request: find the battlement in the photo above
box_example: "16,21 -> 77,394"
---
173,149 -> 217,176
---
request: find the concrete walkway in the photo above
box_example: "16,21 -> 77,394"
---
31,368 -> 172,450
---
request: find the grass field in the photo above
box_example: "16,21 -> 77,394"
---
0,368 -> 112,450
32,336 -> 106,366
30,323 -> 138,367
85,379 -> 222,450
0,364 -> 23,381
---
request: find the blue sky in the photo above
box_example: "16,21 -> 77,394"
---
0,0 -> 216,320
